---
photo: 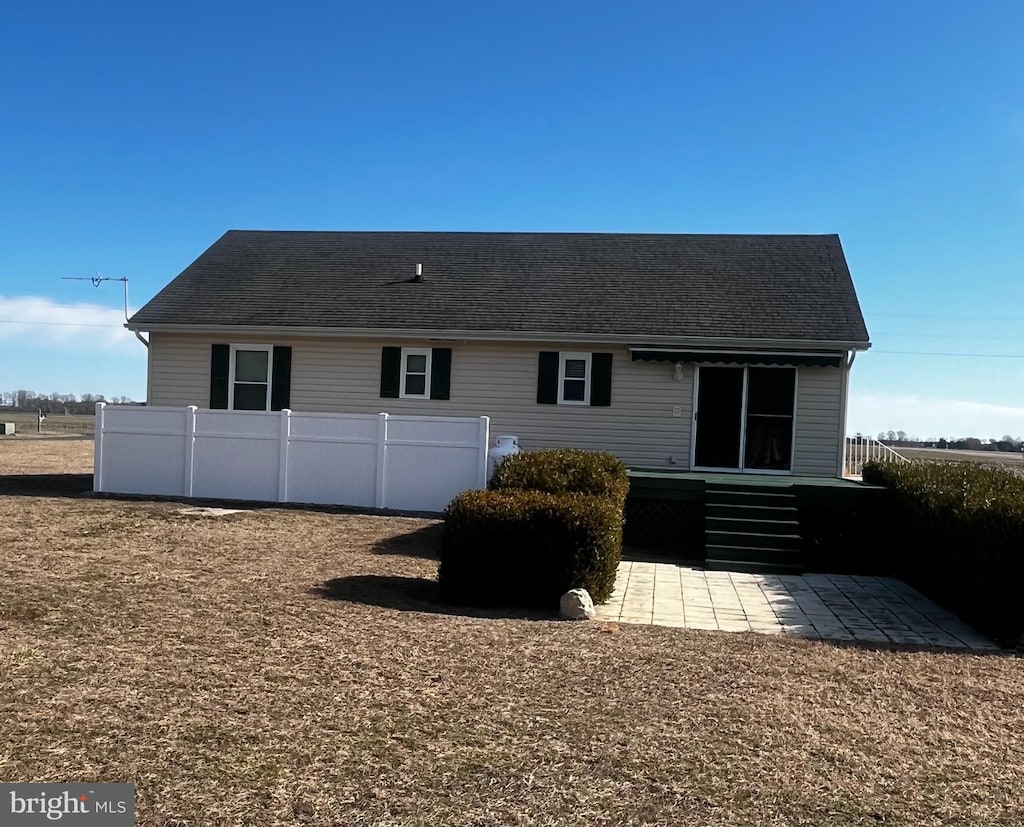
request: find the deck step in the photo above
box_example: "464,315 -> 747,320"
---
705,481 -> 796,493
707,515 -> 800,535
705,557 -> 803,575
704,486 -> 803,572
705,489 -> 797,508
706,530 -> 801,551
707,502 -> 798,519
705,544 -> 803,566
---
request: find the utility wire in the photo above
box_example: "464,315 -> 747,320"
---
867,311 -> 1024,322
872,350 -> 1024,358
1,321 -> 1022,357
875,332 -> 1024,341
2,319 -> 1024,356
0,319 -> 124,328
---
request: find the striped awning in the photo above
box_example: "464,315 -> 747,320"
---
629,350 -> 843,368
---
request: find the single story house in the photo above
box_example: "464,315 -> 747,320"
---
127,230 -> 870,478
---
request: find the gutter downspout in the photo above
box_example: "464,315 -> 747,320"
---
837,350 -> 856,478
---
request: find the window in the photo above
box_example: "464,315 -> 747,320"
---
210,344 -> 291,411
537,351 -> 612,406
400,348 -> 431,399
380,346 -> 451,400
229,345 -> 273,410
558,352 -> 591,405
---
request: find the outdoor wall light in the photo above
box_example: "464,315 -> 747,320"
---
673,362 -> 685,381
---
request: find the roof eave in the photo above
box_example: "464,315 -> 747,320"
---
125,322 -> 871,351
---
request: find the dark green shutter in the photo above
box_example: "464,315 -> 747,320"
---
590,353 -> 613,407
537,351 -> 559,404
380,346 -> 401,398
430,348 -> 452,400
210,344 -> 229,409
270,346 -> 292,411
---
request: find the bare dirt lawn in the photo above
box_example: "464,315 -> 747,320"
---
2,439 -> 1023,826
0,433 -> 94,474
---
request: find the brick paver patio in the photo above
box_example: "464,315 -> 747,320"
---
594,560 -> 998,649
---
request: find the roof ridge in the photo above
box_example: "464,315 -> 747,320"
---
222,229 -> 842,239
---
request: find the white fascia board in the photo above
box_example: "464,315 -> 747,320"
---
125,323 -> 871,351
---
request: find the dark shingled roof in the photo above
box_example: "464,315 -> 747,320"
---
128,231 -> 870,345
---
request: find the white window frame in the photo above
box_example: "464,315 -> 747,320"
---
228,344 -> 273,411
399,347 -> 432,399
558,352 -> 591,405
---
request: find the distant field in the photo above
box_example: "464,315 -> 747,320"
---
0,413 -> 94,434
896,446 -> 1024,474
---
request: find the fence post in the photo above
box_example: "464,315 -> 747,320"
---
375,413 -> 388,509
477,416 -> 490,488
183,406 -> 197,497
278,409 -> 291,503
93,402 -> 105,492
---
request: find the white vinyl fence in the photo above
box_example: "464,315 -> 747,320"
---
93,403 -> 489,512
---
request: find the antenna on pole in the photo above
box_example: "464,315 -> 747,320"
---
62,273 -> 148,348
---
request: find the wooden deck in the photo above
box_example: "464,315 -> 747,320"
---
628,469 -> 876,490
624,468 -> 887,572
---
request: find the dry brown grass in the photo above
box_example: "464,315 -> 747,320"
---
0,434 -> 94,474
2,442 -> 1023,826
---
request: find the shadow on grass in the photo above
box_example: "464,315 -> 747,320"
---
0,474 -> 94,497
309,575 -> 559,621
370,522 -> 443,560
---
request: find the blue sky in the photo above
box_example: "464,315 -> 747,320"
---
1,1 -> 1022,438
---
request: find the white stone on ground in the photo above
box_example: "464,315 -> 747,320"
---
560,588 -> 596,620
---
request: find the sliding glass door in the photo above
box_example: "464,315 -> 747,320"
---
693,366 -> 796,472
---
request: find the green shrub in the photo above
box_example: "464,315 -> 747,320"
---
439,489 -> 622,606
863,460 -> 1024,642
796,485 -> 894,575
489,448 -> 629,506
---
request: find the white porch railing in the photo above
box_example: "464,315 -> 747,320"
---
843,436 -> 909,478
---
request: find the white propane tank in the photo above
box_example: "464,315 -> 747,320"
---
488,434 -> 521,480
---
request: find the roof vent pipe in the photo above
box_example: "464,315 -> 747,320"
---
414,263 -> 424,283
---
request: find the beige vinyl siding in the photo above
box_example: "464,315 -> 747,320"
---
148,333 -> 212,405
147,333 -> 695,469
792,365 -> 843,476
147,333 -> 845,475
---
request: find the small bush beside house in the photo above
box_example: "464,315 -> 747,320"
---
863,460 -> 1024,642
439,450 -> 627,608
439,490 -> 622,606
488,448 -> 629,505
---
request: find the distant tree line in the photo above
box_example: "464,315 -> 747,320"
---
1,390 -> 136,415
858,430 -> 1024,452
